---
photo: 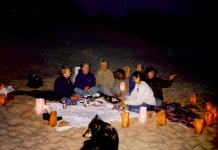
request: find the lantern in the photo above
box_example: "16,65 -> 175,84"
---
211,107 -> 218,120
120,82 -> 126,92
194,118 -> 204,134
73,66 -> 80,83
190,93 -> 197,106
35,98 -> 45,115
206,102 -> 213,112
138,106 -> 147,123
121,111 -> 129,128
0,94 -> 6,106
157,110 -> 166,126
204,112 -> 214,127
49,110 -> 57,127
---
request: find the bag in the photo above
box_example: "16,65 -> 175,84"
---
26,74 -> 43,89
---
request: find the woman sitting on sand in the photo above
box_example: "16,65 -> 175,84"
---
54,66 -> 78,101
74,62 -> 99,96
144,67 -> 176,107
96,59 -> 121,97
129,63 -> 144,94
119,71 -> 156,113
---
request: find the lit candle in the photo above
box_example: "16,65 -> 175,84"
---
194,118 -> 204,134
0,94 -> 6,106
120,82 -> 126,92
157,110 -> 166,126
190,93 -> 197,106
204,112 -> 214,127
121,111 -> 129,128
206,102 -> 213,112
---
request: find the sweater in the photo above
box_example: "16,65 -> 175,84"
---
96,69 -> 115,89
74,69 -> 96,89
125,81 -> 156,106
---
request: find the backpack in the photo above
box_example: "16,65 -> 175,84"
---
26,74 -> 43,89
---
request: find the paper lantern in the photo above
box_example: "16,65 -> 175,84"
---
35,98 -> 45,115
157,110 -> 166,126
194,118 -> 204,134
49,110 -> 57,127
0,94 -> 6,106
190,93 -> 197,106
204,112 -> 214,127
120,82 -> 126,92
206,102 -> 213,112
211,107 -> 218,120
138,107 -> 147,123
121,111 -> 129,128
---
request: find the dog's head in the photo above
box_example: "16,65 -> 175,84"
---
82,115 -> 105,138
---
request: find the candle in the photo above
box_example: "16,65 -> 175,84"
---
49,110 -> 57,127
204,112 -> 214,127
0,94 -> 6,106
206,102 -> 213,112
121,111 -> 129,128
35,98 -> 45,115
157,110 -> 166,126
194,118 -> 204,134
190,93 -> 197,106
138,107 -> 147,123
120,82 -> 126,92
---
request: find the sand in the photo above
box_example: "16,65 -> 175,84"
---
0,24 -> 218,149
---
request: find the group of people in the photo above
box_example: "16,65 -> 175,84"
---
53,60 -> 176,113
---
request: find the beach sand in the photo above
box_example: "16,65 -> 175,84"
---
0,24 -> 218,149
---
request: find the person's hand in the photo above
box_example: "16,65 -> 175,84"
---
84,86 -> 89,91
71,95 -> 78,101
169,74 -> 177,81
87,87 -> 92,91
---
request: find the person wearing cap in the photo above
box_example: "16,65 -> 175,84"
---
129,63 -> 144,94
144,67 -> 176,106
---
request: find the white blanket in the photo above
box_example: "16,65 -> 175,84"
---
46,102 -> 138,132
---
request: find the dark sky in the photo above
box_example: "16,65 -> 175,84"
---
75,0 -> 206,17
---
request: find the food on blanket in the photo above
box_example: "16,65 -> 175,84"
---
58,121 -> 71,127
112,97 -> 119,102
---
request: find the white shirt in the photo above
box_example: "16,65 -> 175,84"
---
125,81 -> 156,106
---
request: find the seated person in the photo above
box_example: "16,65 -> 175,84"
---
54,66 -> 78,101
144,67 -> 176,107
74,63 -> 99,96
96,59 -> 121,97
129,63 -> 144,94
119,71 -> 156,113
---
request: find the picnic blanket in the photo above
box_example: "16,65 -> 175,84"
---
46,102 -> 138,132
158,102 -> 201,128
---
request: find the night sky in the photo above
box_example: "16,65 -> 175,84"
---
75,0 -> 212,18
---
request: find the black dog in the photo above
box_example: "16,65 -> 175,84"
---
81,115 -> 119,150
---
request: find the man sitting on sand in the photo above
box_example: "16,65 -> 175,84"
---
54,66 -> 78,101
119,71 -> 156,113
96,59 -> 121,97
144,67 -> 176,107
74,62 -> 99,96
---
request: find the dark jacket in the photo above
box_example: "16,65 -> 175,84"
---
144,67 -> 173,100
74,69 -> 96,90
54,76 -> 75,99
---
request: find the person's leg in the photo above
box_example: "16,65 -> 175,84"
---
126,105 -> 141,113
113,85 -> 121,96
87,86 -> 99,95
74,87 -> 86,96
99,86 -> 113,96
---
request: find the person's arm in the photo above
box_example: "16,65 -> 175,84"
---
125,84 -> 147,105
95,71 -> 101,86
108,70 -> 115,89
158,77 -> 173,88
89,73 -> 96,87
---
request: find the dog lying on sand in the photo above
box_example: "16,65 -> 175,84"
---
81,115 -> 119,150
